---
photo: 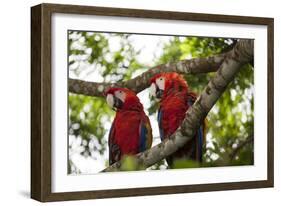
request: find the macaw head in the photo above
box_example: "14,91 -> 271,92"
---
105,87 -> 143,111
149,72 -> 188,99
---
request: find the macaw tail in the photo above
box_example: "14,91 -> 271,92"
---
197,118 -> 208,162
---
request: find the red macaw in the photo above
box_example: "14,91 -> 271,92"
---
105,88 -> 152,165
150,72 -> 206,167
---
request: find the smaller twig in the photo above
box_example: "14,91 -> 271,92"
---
230,136 -> 254,161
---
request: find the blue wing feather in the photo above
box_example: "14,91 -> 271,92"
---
139,123 -> 147,152
157,108 -> 164,141
139,117 -> 153,152
197,126 -> 203,162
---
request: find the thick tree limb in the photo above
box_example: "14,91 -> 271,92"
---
102,39 -> 254,172
69,53 -> 227,97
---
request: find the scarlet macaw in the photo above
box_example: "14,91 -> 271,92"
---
105,88 -> 152,165
150,72 -> 206,167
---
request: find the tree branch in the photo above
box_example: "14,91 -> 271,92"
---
102,39 -> 254,172
69,52 -> 228,97
230,136 -> 254,161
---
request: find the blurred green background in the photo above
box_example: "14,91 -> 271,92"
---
68,31 -> 254,174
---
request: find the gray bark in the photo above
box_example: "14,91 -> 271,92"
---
102,39 -> 254,172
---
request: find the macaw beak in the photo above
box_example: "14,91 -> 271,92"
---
155,85 -> 164,99
113,95 -> 123,109
150,82 -> 164,99
106,94 -> 123,110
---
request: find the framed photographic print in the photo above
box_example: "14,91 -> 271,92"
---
31,3 -> 274,202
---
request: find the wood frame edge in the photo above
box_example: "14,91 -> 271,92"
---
30,3 -> 274,202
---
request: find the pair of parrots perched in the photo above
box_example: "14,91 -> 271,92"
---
105,72 -> 206,168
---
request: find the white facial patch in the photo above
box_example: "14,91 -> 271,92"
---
149,83 -> 157,97
106,94 -> 114,108
114,90 -> 126,103
156,77 -> 165,90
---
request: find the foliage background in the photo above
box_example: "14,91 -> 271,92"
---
68,31 -> 254,174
